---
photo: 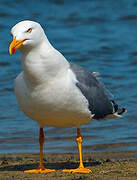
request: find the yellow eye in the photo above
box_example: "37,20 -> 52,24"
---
26,28 -> 32,33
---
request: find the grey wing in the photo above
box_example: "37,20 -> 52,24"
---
70,63 -> 118,120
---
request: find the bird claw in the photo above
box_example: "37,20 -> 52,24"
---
24,168 -> 55,173
63,167 -> 92,173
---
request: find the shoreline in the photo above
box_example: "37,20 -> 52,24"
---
0,151 -> 137,179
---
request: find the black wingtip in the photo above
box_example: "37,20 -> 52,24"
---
111,100 -> 127,115
117,108 -> 127,115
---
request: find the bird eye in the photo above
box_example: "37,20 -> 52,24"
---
26,28 -> 32,33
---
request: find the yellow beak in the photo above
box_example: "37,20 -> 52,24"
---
9,37 -> 26,55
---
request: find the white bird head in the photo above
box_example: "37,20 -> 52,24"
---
9,20 -> 46,55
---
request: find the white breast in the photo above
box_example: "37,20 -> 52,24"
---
14,70 -> 92,128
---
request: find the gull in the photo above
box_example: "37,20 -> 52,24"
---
9,20 -> 126,173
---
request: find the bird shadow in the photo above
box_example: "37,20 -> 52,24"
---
0,161 -> 101,171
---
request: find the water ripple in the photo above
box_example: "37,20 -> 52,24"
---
0,0 -> 137,154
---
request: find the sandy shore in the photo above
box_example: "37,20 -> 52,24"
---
0,151 -> 137,180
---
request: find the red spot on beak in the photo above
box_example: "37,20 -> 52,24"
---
12,48 -> 16,54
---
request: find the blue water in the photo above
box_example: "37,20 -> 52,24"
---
0,0 -> 137,154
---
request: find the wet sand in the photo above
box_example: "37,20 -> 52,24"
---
0,151 -> 137,180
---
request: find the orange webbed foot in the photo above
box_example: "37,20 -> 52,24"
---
24,166 -> 55,173
63,167 -> 92,173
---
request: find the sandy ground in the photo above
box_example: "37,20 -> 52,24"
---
0,151 -> 137,180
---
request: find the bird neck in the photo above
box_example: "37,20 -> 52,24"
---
20,40 -> 69,88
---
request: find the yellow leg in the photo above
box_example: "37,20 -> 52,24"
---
63,128 -> 91,173
24,128 -> 55,173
